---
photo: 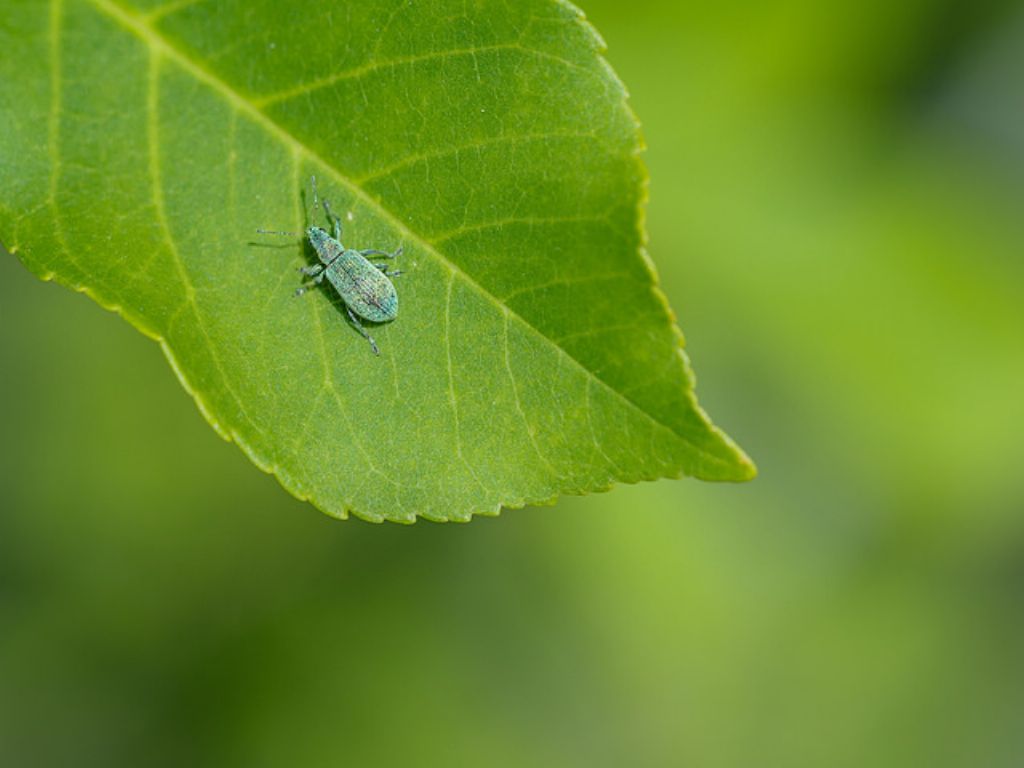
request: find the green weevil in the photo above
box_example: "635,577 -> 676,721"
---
258,176 -> 403,355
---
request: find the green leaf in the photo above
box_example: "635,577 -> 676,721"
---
0,0 -> 754,522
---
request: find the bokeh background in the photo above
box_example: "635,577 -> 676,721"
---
2,0 -> 1023,765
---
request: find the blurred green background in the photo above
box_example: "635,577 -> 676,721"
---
2,0 -> 1024,765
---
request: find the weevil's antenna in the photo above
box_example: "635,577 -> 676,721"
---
256,229 -> 299,237
311,175 -> 320,213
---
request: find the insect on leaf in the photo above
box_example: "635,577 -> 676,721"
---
0,0 -> 755,523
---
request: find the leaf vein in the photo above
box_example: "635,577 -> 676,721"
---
253,42 -> 593,108
356,130 -> 605,186
46,0 -> 82,281
445,271 -> 488,495
310,292 -> 394,492
585,376 -> 623,476
502,272 -> 632,304
503,308 -> 558,477
430,213 -> 616,246
145,0 -> 206,23
147,50 -> 258,443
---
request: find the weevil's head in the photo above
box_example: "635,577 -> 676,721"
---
306,225 -> 330,249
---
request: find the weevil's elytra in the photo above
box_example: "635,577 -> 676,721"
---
257,176 -> 403,356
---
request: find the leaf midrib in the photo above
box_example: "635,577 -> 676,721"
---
84,0 -> 731,470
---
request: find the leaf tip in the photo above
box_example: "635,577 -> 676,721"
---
733,452 -> 758,482
709,430 -> 758,483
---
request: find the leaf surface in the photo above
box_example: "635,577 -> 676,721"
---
0,0 -> 754,522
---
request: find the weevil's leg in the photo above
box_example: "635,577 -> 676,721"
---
299,263 -> 325,278
294,269 -> 326,297
345,306 -> 380,356
321,198 -> 344,241
373,263 -> 404,277
360,246 -> 403,259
